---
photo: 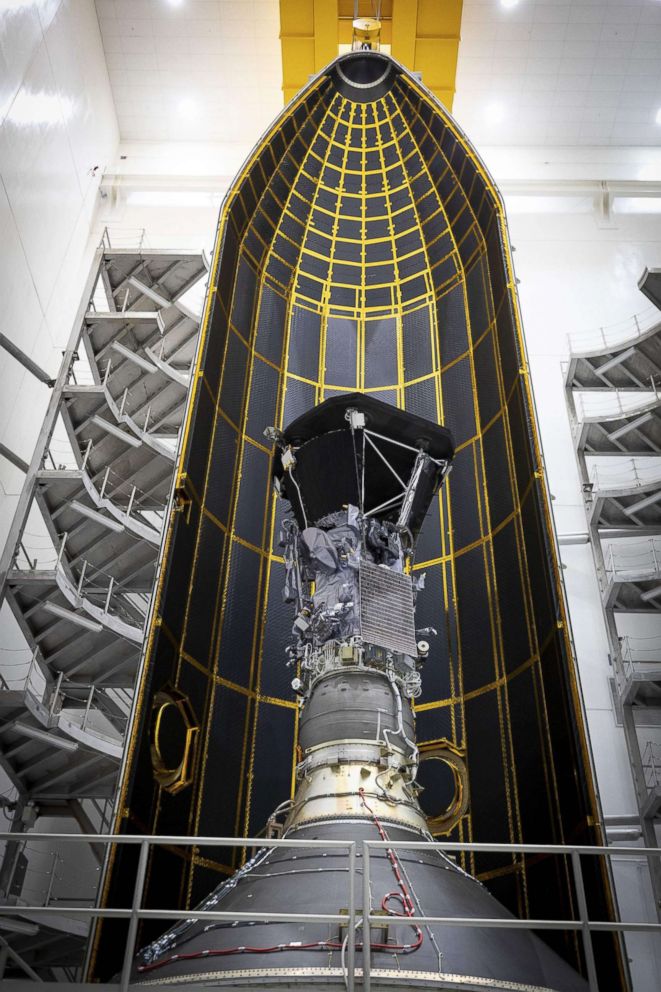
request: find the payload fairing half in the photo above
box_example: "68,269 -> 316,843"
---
93,51 -> 625,990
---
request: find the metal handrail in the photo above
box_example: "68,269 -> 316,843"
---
0,834 -> 660,991
567,305 -> 661,356
621,633 -> 661,671
606,535 -> 661,578
590,456 -> 661,493
576,386 -> 659,422
642,740 -> 661,791
99,227 -> 147,254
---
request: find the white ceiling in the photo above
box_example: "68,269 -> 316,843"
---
96,0 -> 661,148
95,0 -> 283,143
454,0 -> 661,147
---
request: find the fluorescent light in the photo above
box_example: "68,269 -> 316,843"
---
43,601 -> 104,633
484,100 -> 505,125
505,195 -> 594,215
14,722 -> 79,752
70,499 -> 124,532
641,585 -> 661,602
501,0 -> 519,8
126,191 -> 221,207
166,0 -> 185,6
656,107 -> 661,125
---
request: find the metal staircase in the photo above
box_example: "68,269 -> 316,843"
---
566,267 -> 661,916
0,242 -> 206,959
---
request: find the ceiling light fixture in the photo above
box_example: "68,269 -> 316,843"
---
13,722 -> 79,751
501,0 -> 520,9
656,107 -> 661,125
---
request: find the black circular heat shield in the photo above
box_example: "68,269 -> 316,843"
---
274,393 -> 454,537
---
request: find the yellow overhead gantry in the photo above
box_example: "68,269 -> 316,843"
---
279,0 -> 463,108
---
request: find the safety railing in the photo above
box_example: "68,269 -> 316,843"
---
574,387 -> 659,423
642,741 -> 661,792
619,635 -> 661,698
0,834 -> 660,992
0,646 -> 42,692
567,305 -> 661,356
65,359 -> 159,435
11,534 -> 150,628
53,682 -> 130,739
99,227 -> 148,254
605,536 -> 661,580
621,633 -> 661,669
590,456 -> 661,493
0,652 -> 130,747
42,433 -> 167,521
62,356 -> 183,459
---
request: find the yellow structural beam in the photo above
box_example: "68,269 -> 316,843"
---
392,0 -> 462,109
279,0 -> 462,109
279,0 -> 339,105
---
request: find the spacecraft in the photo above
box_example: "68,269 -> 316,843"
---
128,392 -> 590,989
93,50 -> 625,990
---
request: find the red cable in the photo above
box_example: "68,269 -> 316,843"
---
138,791 -> 423,974
138,941 -> 340,972
358,787 -> 423,952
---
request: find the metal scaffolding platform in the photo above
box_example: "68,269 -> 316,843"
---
566,267 -> 661,919
0,244 -> 206,951
572,393 -> 661,455
565,297 -> 661,392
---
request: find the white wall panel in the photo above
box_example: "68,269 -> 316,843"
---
0,0 -> 119,531
0,1 -> 118,779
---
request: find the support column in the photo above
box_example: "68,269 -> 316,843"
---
0,797 -> 27,901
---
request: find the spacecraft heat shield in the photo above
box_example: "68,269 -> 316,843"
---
275,391 -> 454,537
280,391 -> 455,455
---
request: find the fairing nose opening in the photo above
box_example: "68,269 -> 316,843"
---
331,51 -> 397,102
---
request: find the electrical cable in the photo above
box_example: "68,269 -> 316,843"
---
358,786 -> 423,953
395,835 -> 445,973
382,673 -> 418,778
288,466 -> 308,529
137,795 -> 424,975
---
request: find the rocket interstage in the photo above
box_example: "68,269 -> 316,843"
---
131,394 -> 587,991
